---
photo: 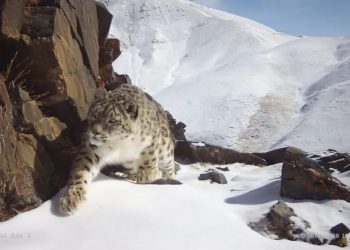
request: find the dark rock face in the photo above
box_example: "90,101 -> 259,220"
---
166,111 -> 187,142
0,0 -> 113,221
253,147 -> 287,165
281,147 -> 350,202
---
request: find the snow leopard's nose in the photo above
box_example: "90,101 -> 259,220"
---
91,124 -> 103,135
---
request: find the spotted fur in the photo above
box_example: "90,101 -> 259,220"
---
59,84 -> 176,215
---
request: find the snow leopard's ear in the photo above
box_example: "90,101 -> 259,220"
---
94,87 -> 107,100
122,100 -> 138,120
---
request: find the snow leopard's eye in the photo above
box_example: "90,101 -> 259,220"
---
108,118 -> 120,124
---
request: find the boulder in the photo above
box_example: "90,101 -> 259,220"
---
98,38 -> 124,87
249,201 -> 314,242
281,147 -> 350,202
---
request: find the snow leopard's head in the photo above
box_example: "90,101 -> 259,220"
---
87,88 -> 139,145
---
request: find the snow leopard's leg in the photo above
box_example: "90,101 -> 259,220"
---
136,144 -> 162,184
59,145 -> 101,215
158,140 -> 176,179
122,161 -> 138,181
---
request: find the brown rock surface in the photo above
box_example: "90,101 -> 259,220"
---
281,147 -> 350,202
0,0 -> 25,70
0,0 -> 111,221
19,0 -> 99,125
0,78 -> 58,221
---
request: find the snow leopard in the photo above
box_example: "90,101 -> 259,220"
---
59,84 -> 176,215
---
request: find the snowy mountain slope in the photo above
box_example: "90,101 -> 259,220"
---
273,43 -> 350,152
104,0 -> 350,152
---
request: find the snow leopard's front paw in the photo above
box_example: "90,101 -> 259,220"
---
59,187 -> 87,215
137,167 -> 162,184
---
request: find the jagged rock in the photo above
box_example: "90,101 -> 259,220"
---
0,0 -> 25,70
99,38 -> 121,66
98,38 -> 123,87
96,2 -> 113,47
19,0 -> 99,126
309,150 -> 350,173
266,201 -> 298,238
281,147 -> 350,202
166,111 -> 186,142
249,201 -> 312,242
175,141 -> 267,166
34,117 -> 67,141
198,171 -> 228,184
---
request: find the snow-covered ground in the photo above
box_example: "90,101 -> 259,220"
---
1,164 -> 349,250
1,0 -> 350,249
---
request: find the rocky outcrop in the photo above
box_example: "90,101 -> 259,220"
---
250,201 -> 350,247
175,141 -> 267,166
249,201 -> 311,240
19,0 -> 99,126
0,77 -> 60,221
281,147 -> 350,202
0,0 -> 115,221
309,150 -> 350,173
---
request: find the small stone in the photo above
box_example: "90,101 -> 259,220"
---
216,166 -> 229,171
198,171 -> 228,184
